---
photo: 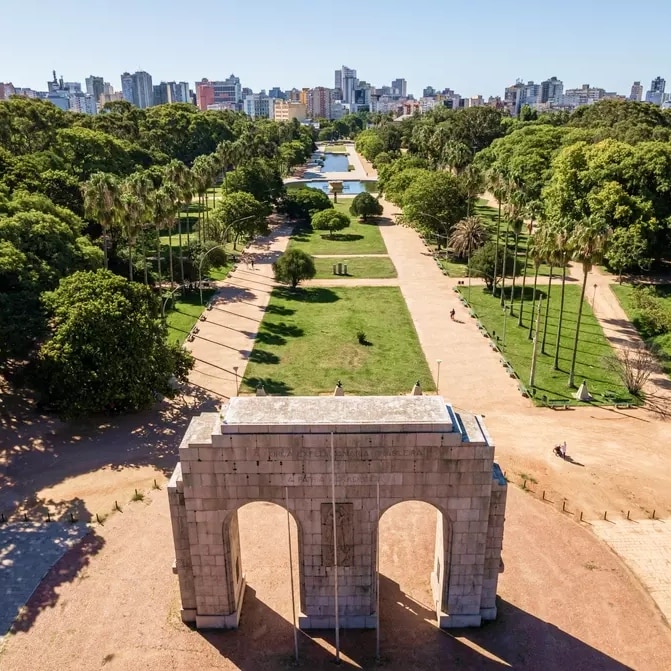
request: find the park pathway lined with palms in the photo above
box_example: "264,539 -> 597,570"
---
184,224 -> 291,400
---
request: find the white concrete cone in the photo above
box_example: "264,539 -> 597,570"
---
411,380 -> 423,396
333,381 -> 344,396
574,380 -> 592,401
256,385 -> 267,397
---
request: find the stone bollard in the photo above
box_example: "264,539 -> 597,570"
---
337,262 -> 343,275
343,264 -> 348,276
333,264 -> 337,275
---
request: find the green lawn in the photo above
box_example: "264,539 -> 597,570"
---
464,284 -> 635,404
611,283 -> 671,376
436,200 -> 554,279
289,202 -> 387,255
242,287 -> 434,395
165,289 -> 215,344
313,256 -> 396,279
322,144 -> 348,153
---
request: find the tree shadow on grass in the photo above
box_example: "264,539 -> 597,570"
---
247,349 -> 280,365
264,322 -> 305,338
241,377 -> 293,395
264,304 -> 295,316
319,233 -> 364,242
254,331 -> 286,346
275,287 -> 340,304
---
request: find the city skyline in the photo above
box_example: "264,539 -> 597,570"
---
2,0 -> 671,98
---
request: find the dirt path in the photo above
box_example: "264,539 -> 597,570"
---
2,488 -> 670,671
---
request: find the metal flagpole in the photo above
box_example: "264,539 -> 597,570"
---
285,487 -> 299,664
330,432 -> 340,663
375,481 -> 381,662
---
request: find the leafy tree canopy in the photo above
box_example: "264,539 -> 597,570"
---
349,192 -> 383,221
272,248 -> 316,288
34,270 -> 193,418
310,209 -> 350,238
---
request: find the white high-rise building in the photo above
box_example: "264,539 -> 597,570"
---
339,65 -> 357,104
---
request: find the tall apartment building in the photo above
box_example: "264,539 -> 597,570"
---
195,75 -> 241,111
85,76 -> 105,103
629,81 -> 643,101
69,91 -> 98,115
391,78 -> 407,97
153,81 -> 191,105
0,83 -> 16,100
564,84 -> 607,107
338,65 -> 357,104
120,70 -> 154,108
504,81 -> 525,116
540,76 -> 563,103
308,87 -> 333,119
243,93 -> 272,118
645,76 -> 665,105
273,100 -> 307,122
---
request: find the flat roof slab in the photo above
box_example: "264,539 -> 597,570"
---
222,396 -> 453,431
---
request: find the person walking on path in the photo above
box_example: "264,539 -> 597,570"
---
251,257 -> 255,270
450,308 -> 456,321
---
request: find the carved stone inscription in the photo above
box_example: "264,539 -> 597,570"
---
268,447 -> 430,460
321,503 -> 354,567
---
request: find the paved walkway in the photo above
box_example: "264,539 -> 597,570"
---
184,226 -> 291,400
592,519 -> 671,624
0,522 -> 89,645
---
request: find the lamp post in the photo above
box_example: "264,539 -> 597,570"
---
161,285 -> 184,320
592,283 -> 597,312
198,214 -> 256,305
502,304 -> 510,351
233,366 -> 239,396
436,359 -> 442,393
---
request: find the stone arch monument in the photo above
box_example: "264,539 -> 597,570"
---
168,395 -> 507,629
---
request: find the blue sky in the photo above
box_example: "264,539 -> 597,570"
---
2,0 -> 669,98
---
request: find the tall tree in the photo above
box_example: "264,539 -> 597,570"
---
82,172 -> 119,269
567,220 -> 610,387
164,160 -> 192,284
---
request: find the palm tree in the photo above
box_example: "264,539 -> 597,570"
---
567,219 -> 610,387
526,233 -> 545,339
486,171 -> 506,297
517,201 -> 541,327
119,188 -> 142,281
507,217 -> 524,316
462,164 -> 484,218
82,172 -> 119,269
441,140 -> 472,175
448,216 -> 489,301
124,172 -> 154,284
153,186 -> 178,289
165,160 -> 191,284
159,181 -> 180,287
552,221 -> 574,370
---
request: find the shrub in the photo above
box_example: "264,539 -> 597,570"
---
273,248 -> 316,288
349,192 -> 383,221
311,209 -> 350,238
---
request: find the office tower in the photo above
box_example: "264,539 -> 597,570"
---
243,93 -> 272,118
423,85 -> 436,98
120,72 -> 134,103
195,75 -> 242,111
85,75 -> 105,102
334,69 -> 342,91
540,76 -> 563,103
645,76 -> 665,105
338,65 -> 357,103
391,78 -> 407,97
629,81 -> 643,101
120,71 -> 154,108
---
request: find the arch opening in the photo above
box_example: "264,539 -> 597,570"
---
376,500 -> 451,627
223,501 -> 303,628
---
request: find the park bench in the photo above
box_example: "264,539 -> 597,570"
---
541,394 -> 569,410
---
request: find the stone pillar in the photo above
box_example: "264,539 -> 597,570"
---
480,463 -> 507,620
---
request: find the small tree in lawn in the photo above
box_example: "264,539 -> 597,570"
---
273,248 -> 316,289
311,209 -> 350,239
349,192 -> 383,221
